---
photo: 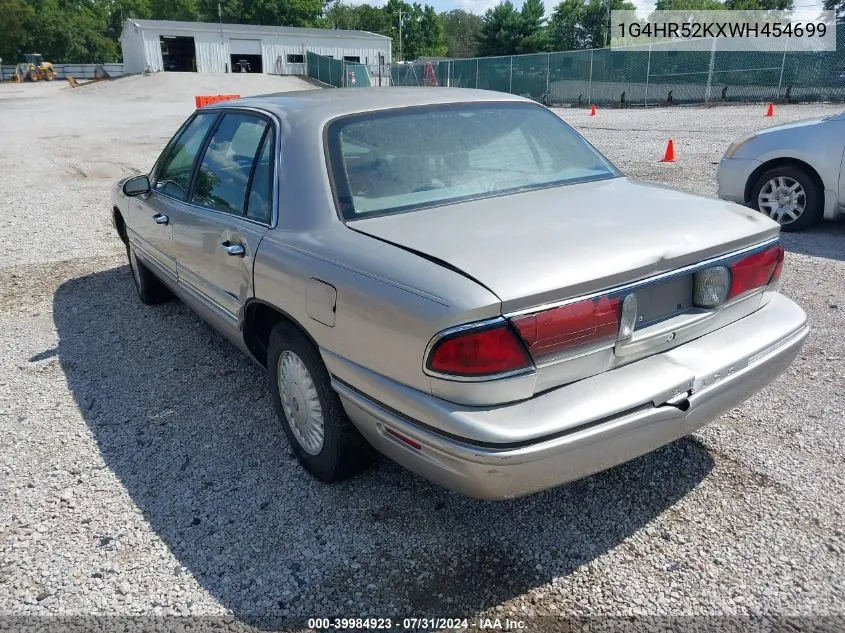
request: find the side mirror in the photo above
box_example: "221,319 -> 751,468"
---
123,175 -> 151,197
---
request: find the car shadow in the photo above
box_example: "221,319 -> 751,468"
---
52,265 -> 714,626
781,220 -> 845,262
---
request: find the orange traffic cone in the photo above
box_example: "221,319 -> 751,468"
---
660,139 -> 676,162
589,104 -> 597,116
765,102 -> 775,117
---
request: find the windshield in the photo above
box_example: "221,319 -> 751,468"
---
326,102 -> 620,220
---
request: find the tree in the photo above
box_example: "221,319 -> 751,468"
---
653,0 -> 723,8
547,0 -> 635,50
823,0 -> 844,21
723,0 -> 792,7
440,9 -> 482,57
0,0 -> 34,62
243,0 -> 329,27
477,0 -> 548,56
384,0 -> 447,60
105,0 -> 152,43
22,0 -> 118,63
149,0 -> 201,21
519,0 -> 548,52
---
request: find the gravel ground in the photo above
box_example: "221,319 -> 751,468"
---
0,77 -> 843,631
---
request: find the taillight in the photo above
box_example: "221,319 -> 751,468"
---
511,295 -> 622,360
426,321 -> 532,377
728,243 -> 784,299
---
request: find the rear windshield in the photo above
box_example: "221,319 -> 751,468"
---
326,102 -> 619,220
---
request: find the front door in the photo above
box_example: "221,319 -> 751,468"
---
135,111 -> 218,282
169,112 -> 275,338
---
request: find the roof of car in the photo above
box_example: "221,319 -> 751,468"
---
204,88 -> 532,124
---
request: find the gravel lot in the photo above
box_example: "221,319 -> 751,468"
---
0,76 -> 843,630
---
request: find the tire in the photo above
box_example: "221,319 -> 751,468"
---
751,165 -> 822,232
126,243 -> 172,305
267,322 -> 375,482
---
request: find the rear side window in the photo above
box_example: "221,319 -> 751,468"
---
246,131 -> 274,223
191,114 -> 268,215
154,114 -> 216,200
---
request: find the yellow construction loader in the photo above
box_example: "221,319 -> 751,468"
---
15,53 -> 56,82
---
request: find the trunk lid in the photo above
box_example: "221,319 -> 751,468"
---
350,177 -> 779,312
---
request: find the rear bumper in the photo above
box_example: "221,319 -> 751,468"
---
329,293 -> 808,500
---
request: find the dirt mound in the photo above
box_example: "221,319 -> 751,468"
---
70,71 -> 317,102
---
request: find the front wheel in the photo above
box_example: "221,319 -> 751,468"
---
751,166 -> 822,232
268,323 -> 375,482
126,243 -> 171,304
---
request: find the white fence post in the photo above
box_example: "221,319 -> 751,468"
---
644,44 -> 651,107
545,52 -> 550,101
705,37 -> 716,103
476,58 -> 479,89
588,49 -> 593,105
777,39 -> 788,102
509,56 -> 513,93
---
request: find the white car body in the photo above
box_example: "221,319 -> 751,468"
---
717,113 -> 845,223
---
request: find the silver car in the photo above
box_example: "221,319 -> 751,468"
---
112,88 -> 808,500
717,113 -> 845,231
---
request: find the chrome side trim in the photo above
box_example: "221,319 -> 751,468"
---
422,317 -> 537,383
503,236 -> 781,318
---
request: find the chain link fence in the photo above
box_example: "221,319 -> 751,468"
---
306,52 -> 390,88
390,24 -> 845,106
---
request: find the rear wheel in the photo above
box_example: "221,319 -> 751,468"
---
267,322 -> 375,482
751,165 -> 822,232
126,243 -> 171,304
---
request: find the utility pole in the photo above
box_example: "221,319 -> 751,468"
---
398,9 -> 403,62
219,1 -> 227,72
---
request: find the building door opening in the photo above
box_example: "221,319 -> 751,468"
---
160,36 -> 196,72
230,54 -> 263,73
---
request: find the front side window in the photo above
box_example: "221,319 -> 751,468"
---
191,114 -> 268,215
154,113 -> 216,200
327,102 -> 619,219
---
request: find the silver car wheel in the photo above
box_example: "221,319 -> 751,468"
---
277,350 -> 325,456
757,176 -> 806,225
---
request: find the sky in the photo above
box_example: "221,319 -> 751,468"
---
347,0 -> 824,18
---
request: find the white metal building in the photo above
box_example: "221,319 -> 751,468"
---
119,19 -> 391,76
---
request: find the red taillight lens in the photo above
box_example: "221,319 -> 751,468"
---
510,295 -> 622,360
427,322 -> 532,377
728,244 -> 784,299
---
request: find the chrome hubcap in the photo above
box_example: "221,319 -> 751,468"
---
277,351 -> 324,455
758,176 -> 805,225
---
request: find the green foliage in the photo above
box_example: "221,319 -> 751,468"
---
383,0 -> 447,60
440,9 -> 482,58
0,0 -> 35,62
8,0 -> 441,66
19,0 -> 118,63
723,0 -> 793,8
547,0 -> 635,50
477,0 -> 548,56
653,0 -> 724,8
824,0 -> 844,20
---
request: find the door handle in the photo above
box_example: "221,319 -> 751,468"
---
220,242 -> 245,257
153,214 -> 169,225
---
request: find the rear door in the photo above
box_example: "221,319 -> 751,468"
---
133,112 -> 218,283
169,111 -> 275,336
